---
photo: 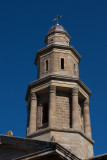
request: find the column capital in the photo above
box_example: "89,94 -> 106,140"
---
49,85 -> 56,93
72,87 -> 78,96
30,92 -> 37,100
83,99 -> 89,106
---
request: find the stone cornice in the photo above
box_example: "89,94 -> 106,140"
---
25,74 -> 91,102
34,44 -> 81,65
45,30 -> 71,43
27,127 -> 94,145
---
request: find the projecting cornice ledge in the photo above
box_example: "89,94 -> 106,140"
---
27,127 -> 94,145
35,44 -> 81,65
25,74 -> 91,102
45,30 -> 71,43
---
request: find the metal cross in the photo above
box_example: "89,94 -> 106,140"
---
53,14 -> 62,25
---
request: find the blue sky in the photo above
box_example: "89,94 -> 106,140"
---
0,0 -> 107,156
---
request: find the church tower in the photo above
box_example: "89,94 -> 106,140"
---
25,20 -> 94,159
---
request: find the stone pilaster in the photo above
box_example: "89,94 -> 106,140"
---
29,92 -> 37,134
83,99 -> 92,138
72,87 -> 81,129
49,85 -> 56,127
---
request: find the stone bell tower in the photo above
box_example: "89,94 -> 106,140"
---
25,22 -> 94,159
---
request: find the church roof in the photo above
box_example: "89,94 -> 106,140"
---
0,135 -> 106,160
0,135 -> 80,160
87,154 -> 107,160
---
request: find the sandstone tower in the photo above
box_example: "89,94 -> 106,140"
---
25,22 -> 94,159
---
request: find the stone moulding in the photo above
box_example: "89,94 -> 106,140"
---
35,43 -> 81,65
45,29 -> 71,41
27,127 -> 94,145
25,74 -> 91,102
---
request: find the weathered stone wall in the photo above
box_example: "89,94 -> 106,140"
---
56,91 -> 70,128
33,90 -> 93,159
36,90 -> 84,132
51,131 -> 94,159
33,131 -> 93,159
46,33 -> 70,46
52,51 -> 79,77
39,52 -> 53,79
38,49 -> 79,79
33,132 -> 51,142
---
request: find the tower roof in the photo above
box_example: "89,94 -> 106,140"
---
48,24 -> 66,34
45,24 -> 71,45
47,23 -> 70,38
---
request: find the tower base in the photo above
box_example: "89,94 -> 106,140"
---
27,127 -> 94,159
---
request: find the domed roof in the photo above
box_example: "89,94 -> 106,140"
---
45,24 -> 71,45
48,24 -> 66,34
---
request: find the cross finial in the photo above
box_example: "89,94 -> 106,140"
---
53,14 -> 62,25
